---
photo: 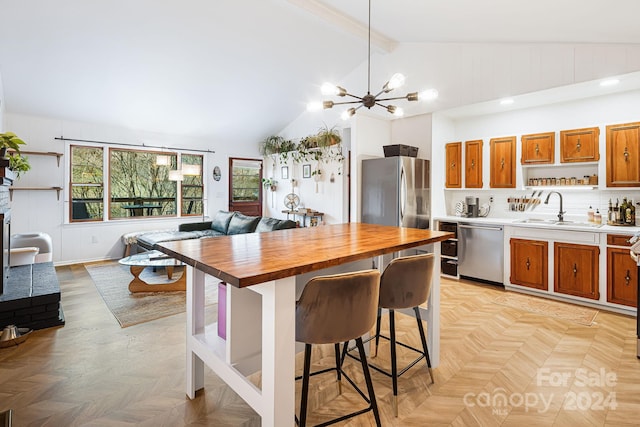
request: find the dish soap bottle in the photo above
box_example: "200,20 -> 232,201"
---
587,206 -> 594,223
594,209 -> 602,224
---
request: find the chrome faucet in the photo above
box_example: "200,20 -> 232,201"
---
544,191 -> 565,222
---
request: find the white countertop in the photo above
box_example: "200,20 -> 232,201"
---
434,215 -> 640,234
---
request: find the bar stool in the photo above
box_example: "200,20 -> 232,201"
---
295,269 -> 382,427
357,253 -> 435,417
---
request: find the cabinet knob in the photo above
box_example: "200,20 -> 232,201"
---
576,137 -> 581,152
525,257 -> 530,270
625,270 -> 631,285
451,162 -> 456,169
573,263 -> 578,276
535,143 -> 539,154
471,159 -> 475,169
624,147 -> 630,161
500,158 -> 505,169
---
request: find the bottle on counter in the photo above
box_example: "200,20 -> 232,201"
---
615,198 -> 620,223
587,206 -> 594,222
594,209 -> 602,224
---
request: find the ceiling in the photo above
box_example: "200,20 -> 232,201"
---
1,0 -> 640,149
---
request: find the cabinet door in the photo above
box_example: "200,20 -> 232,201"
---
554,242 -> 599,300
445,142 -> 462,188
560,127 -> 600,163
465,139 -> 483,188
521,132 -> 554,164
510,238 -> 548,290
607,247 -> 637,307
490,136 -> 516,188
606,122 -> 640,187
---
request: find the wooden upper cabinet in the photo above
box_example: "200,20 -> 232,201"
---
606,121 -> 640,187
521,132 -> 554,164
554,242 -> 599,300
510,238 -> 548,291
560,127 -> 600,163
607,246 -> 638,307
490,136 -> 516,188
465,139 -> 483,188
445,142 -> 462,188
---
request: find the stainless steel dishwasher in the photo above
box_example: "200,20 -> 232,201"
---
458,223 -> 504,285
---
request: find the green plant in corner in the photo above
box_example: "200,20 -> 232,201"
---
8,153 -> 31,178
0,132 -> 26,157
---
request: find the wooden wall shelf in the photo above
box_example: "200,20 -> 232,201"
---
8,150 -> 64,166
9,187 -> 63,201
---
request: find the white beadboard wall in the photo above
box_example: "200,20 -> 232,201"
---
437,89 -> 640,222
4,113 -> 247,264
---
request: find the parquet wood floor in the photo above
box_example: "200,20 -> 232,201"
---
1,265 -> 638,426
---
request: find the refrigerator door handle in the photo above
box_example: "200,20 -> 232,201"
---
400,165 -> 406,223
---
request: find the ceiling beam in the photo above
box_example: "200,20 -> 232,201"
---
286,0 -> 397,53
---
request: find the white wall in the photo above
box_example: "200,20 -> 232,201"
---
4,113 -> 252,264
0,71 -> 4,131
433,89 -> 640,221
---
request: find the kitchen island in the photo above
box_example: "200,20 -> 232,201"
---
156,223 -> 452,427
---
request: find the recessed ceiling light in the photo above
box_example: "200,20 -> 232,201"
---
600,78 -> 620,87
500,98 -> 514,105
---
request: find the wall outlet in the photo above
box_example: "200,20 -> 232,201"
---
489,196 -> 494,203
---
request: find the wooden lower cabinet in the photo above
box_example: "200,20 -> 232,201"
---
510,238 -> 548,290
554,242 -> 599,300
607,247 -> 638,307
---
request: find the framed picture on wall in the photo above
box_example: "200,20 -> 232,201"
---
281,166 -> 289,179
302,164 -> 311,178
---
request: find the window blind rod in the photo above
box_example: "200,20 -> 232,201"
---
54,136 -> 215,154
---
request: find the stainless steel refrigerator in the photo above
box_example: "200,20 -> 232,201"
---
361,156 -> 430,230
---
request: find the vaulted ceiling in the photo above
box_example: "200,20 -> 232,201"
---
1,0 -> 639,148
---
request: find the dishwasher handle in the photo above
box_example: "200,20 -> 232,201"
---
458,224 -> 503,231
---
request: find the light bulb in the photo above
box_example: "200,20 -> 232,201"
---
341,108 -> 356,120
393,107 -> 404,117
307,101 -> 323,112
321,82 -> 339,95
419,88 -> 439,101
387,73 -> 406,90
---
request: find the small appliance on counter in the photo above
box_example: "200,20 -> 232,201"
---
464,196 -> 479,217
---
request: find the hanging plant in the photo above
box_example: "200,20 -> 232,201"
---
0,132 -> 26,158
316,124 -> 342,147
262,177 -> 277,191
8,153 -> 31,178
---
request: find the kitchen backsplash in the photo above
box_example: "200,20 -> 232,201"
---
444,189 -> 640,223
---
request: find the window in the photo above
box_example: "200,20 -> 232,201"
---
70,145 -> 104,221
229,158 -> 262,216
69,145 -> 205,222
181,154 -> 204,216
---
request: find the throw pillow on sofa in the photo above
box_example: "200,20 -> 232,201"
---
255,217 -> 297,232
227,212 -> 261,235
211,210 -> 235,234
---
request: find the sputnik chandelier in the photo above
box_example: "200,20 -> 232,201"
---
308,0 -> 438,120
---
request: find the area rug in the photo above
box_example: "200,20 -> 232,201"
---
86,262 -> 218,328
493,292 -> 598,326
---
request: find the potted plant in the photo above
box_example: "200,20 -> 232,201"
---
8,153 -> 31,178
262,177 -> 277,191
278,139 -> 296,164
0,132 -> 26,157
316,124 -> 341,147
259,135 -> 284,157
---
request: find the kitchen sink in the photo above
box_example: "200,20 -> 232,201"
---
516,219 -> 603,228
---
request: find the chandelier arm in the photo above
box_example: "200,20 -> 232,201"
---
326,100 -> 367,106
376,95 -> 414,102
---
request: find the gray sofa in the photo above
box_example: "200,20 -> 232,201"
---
136,210 -> 297,250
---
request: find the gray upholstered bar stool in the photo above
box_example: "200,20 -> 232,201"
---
370,253 -> 435,417
295,269 -> 382,427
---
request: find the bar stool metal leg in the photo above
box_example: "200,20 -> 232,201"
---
334,343 -> 342,394
355,337 -> 382,427
414,306 -> 434,384
373,307 -> 382,357
389,309 -> 399,417
299,343 -> 313,427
